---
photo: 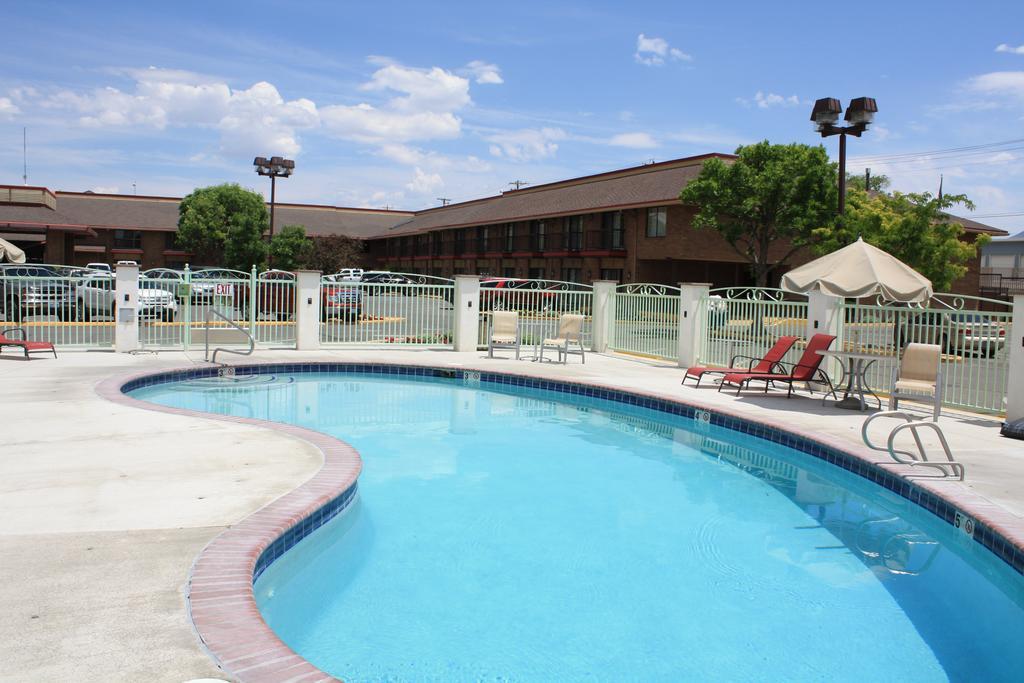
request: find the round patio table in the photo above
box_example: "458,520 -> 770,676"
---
817,349 -> 889,411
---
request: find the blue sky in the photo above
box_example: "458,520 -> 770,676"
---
1,0 -> 1022,230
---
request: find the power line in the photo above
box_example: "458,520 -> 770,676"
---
849,137 -> 1024,163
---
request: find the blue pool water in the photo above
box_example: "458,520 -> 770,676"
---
132,372 -> 1024,682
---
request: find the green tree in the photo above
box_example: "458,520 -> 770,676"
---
177,183 -> 268,270
305,234 -> 365,274
813,189 -> 988,292
679,141 -> 838,286
269,224 -> 313,271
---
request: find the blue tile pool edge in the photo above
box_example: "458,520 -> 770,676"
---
119,362 -> 1024,580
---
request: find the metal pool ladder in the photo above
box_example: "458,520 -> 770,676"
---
204,307 -> 255,366
861,411 -> 964,480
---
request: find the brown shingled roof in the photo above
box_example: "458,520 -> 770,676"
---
0,187 -> 412,238
385,153 -> 734,235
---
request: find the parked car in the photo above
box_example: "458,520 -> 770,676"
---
75,273 -> 178,321
0,264 -> 74,322
898,310 -> 1006,357
190,269 -> 243,302
141,268 -> 184,296
85,262 -> 112,273
330,268 -> 364,283
322,281 -> 362,321
234,270 -> 296,320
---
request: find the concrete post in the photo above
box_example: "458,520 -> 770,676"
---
114,262 -> 140,353
453,274 -> 481,352
294,270 -> 322,351
678,283 -> 711,368
806,290 -> 845,380
590,280 -> 616,353
1006,295 -> 1024,421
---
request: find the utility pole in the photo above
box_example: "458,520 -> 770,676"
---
22,128 -> 27,185
865,168 -> 870,191
509,180 -> 530,190
436,197 -> 451,206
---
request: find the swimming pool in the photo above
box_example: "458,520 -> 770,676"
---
131,368 -> 1024,682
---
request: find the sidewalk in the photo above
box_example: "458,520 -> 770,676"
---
1,348 -> 1021,681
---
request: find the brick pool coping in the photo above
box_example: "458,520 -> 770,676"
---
96,360 -> 1024,682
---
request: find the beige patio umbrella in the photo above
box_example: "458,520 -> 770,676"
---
781,237 -> 932,303
0,237 -> 27,264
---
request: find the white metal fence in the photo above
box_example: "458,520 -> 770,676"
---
2,264 -> 1015,415
841,294 -> 1011,413
0,265 -> 114,348
320,273 -> 455,346
698,288 -> 809,371
609,283 -> 680,360
475,280 -> 593,352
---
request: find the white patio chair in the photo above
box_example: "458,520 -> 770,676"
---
487,310 -> 520,359
539,314 -> 586,364
889,343 -> 943,421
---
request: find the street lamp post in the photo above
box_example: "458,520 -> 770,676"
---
810,97 -> 878,215
253,156 -> 295,255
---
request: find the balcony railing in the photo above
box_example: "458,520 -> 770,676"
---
389,229 -> 627,259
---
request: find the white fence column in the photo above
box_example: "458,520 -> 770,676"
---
294,270 -> 322,351
114,262 -> 139,353
591,280 -> 616,353
807,290 -> 844,379
1006,295 -> 1024,422
453,274 -> 481,352
678,283 -> 710,368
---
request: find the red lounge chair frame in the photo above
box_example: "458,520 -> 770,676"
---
0,327 -> 57,359
718,334 -> 837,398
682,335 -> 798,387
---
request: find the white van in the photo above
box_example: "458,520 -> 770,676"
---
334,268 -> 364,282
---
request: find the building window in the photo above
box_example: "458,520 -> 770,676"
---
530,220 -> 546,252
563,267 -> 581,283
602,211 -> 624,249
477,226 -> 489,253
454,229 -> 466,256
600,268 -> 623,282
646,207 -> 667,237
503,267 -> 517,278
566,216 -> 584,251
528,267 -> 545,280
504,223 -> 515,252
431,233 -> 442,257
113,229 -> 142,250
164,232 -> 183,250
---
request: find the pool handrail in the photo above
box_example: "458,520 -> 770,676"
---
204,307 -> 255,365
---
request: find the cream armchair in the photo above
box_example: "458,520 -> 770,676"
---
889,343 -> 943,421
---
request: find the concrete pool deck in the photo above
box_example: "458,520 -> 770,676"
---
1,347 -> 1023,681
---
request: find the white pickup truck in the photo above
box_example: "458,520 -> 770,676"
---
75,274 -> 178,321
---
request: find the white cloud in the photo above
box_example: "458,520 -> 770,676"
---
608,132 -> 658,149
996,44 -> 1024,55
752,91 -> 800,108
321,105 -> 461,143
43,67 -> 318,156
378,143 -> 427,165
634,33 -> 692,66
461,60 -> 504,85
0,97 -> 19,116
358,63 -> 470,112
321,62 -> 470,143
965,71 -> 1024,99
487,127 -> 566,161
405,167 -> 444,195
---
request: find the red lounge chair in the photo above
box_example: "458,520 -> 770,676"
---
682,335 -> 798,387
718,333 -> 836,397
0,328 -> 57,359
